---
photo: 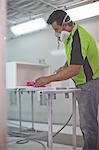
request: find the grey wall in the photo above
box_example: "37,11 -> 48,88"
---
7,15 -> 99,125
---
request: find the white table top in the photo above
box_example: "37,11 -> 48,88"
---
7,86 -> 81,93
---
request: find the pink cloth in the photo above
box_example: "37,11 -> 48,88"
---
24,81 -> 45,87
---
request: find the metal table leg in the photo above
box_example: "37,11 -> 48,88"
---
72,92 -> 76,150
31,91 -> 35,131
48,93 -> 53,150
18,90 -> 22,132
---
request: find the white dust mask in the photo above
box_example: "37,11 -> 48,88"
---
55,31 -> 70,49
60,31 -> 70,42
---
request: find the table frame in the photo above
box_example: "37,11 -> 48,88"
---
13,87 -> 80,150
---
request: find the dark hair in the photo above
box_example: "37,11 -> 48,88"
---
47,10 -> 67,25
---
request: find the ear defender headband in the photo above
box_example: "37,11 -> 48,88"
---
62,14 -> 71,25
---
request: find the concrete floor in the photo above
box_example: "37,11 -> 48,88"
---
8,137 -> 82,150
8,122 -> 83,150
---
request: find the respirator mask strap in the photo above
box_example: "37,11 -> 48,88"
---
62,14 -> 71,26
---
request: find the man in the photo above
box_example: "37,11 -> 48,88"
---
35,10 -> 99,150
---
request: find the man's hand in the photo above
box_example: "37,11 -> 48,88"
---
35,76 -> 51,86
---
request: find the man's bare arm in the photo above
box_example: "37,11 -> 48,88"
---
55,61 -> 68,73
